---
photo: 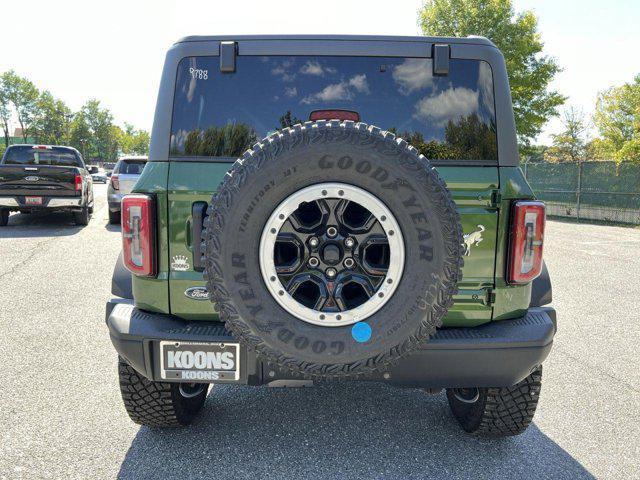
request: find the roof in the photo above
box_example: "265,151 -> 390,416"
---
118,155 -> 148,161
8,144 -> 77,150
175,34 -> 495,48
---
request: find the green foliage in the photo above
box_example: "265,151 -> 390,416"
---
278,111 -> 304,129
419,0 -> 565,148
33,90 -> 73,145
69,111 -> 92,158
593,74 -> 640,163
543,107 -> 588,162
1,70 -> 40,141
117,123 -> 150,156
181,123 -> 258,157
391,113 -> 497,160
0,70 -> 149,161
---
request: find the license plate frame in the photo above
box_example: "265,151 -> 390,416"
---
159,341 -> 240,382
25,196 -> 43,205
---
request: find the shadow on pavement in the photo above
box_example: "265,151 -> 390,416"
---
118,382 -> 594,480
0,211 -> 84,237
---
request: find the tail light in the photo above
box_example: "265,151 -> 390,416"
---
111,174 -> 120,190
122,194 -> 156,276
508,201 -> 545,284
74,174 -> 83,191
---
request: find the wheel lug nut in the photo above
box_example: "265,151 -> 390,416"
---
344,237 -> 354,248
344,258 -> 355,269
326,226 -> 337,238
326,267 -> 337,278
309,237 -> 319,248
308,257 -> 319,267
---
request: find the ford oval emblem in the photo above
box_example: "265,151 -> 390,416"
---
184,286 -> 209,301
25,176 -> 39,182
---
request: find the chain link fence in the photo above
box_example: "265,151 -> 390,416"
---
523,161 -> 640,225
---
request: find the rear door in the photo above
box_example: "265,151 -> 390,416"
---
165,48 -> 500,325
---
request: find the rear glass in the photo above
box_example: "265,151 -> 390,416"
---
2,146 -> 82,167
116,160 -> 146,174
170,56 -> 497,161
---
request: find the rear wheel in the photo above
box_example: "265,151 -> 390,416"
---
73,206 -> 90,226
0,209 -> 8,226
118,357 -> 209,427
108,209 -> 120,225
446,367 -> 543,437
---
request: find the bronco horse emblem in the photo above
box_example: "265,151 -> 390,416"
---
463,225 -> 485,256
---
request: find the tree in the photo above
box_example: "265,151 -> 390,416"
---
0,76 -> 11,148
544,107 -> 589,162
1,70 -> 39,141
592,74 -> 640,163
33,90 -> 72,145
69,111 -> 92,159
79,99 -> 115,160
419,0 -> 565,149
117,122 -> 150,155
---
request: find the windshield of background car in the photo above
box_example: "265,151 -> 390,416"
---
117,160 -> 146,174
170,55 -> 497,161
2,146 -> 83,167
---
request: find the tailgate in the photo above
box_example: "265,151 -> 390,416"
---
0,165 -> 79,196
166,162 -> 499,326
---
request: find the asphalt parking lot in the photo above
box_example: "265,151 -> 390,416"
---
1,185 -> 638,479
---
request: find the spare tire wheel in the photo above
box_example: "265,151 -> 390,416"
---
204,121 -> 463,378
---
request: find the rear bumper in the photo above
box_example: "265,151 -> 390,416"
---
108,193 -> 123,212
106,300 -> 556,388
0,196 -> 83,209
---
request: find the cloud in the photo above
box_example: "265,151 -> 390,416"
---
299,60 -> 337,76
477,61 -> 495,117
348,74 -> 370,94
301,74 -> 370,104
271,60 -> 296,82
392,59 -> 433,95
284,86 -> 297,97
413,87 -> 479,125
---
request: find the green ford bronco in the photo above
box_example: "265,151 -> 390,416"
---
106,35 -> 555,437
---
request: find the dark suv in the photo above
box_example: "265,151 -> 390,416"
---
106,35 -> 554,437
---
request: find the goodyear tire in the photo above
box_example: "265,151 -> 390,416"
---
204,121 -> 463,378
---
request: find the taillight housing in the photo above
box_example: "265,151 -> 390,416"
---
111,174 -> 120,190
508,200 -> 546,284
122,194 -> 156,277
74,173 -> 83,191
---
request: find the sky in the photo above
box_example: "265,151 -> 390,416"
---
1,0 -> 638,145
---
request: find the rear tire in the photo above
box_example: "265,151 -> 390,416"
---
108,209 -> 120,225
73,206 -> 90,226
446,367 -> 542,437
0,209 -> 8,226
118,357 -> 209,427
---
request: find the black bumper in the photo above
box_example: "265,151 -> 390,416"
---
106,300 -> 556,388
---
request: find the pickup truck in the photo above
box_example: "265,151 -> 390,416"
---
0,144 -> 95,226
107,35 -> 555,437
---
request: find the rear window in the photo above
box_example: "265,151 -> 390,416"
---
116,160 -> 146,174
170,56 -> 497,161
2,146 -> 82,167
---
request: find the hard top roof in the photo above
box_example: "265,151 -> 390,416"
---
175,34 -> 495,48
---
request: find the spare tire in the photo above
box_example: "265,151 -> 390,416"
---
204,121 -> 463,378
